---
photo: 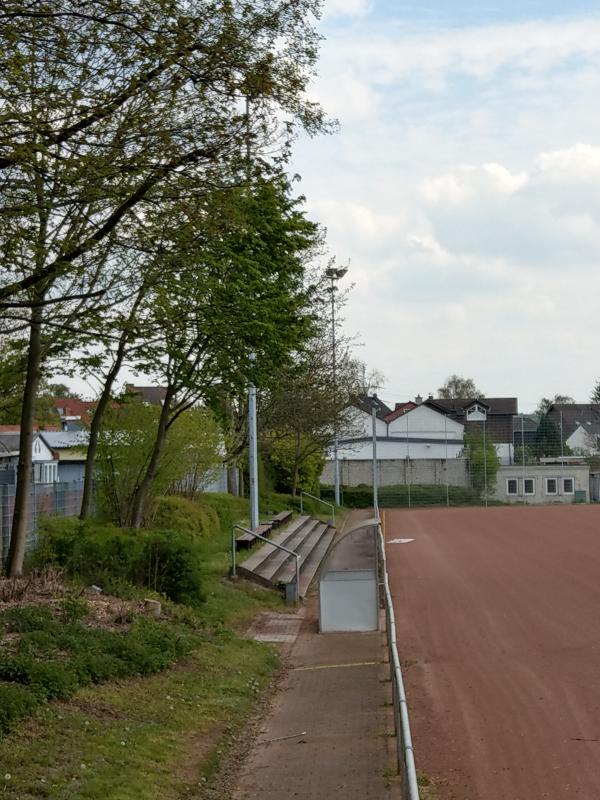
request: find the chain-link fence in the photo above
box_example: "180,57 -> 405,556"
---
322,409 -> 597,508
0,478 -> 84,564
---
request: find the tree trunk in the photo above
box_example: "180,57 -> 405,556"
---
80,287 -> 146,518
227,461 -> 239,495
7,305 -> 43,576
129,387 -> 174,528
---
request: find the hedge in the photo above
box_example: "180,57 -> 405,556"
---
321,483 -> 483,508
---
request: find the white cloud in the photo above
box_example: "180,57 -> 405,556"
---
292,12 -> 600,409
323,0 -> 372,20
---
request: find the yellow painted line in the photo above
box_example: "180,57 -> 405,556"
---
293,660 -> 382,672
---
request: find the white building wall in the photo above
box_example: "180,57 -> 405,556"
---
337,439 -> 463,461
567,426 -> 598,454
341,406 -> 387,438
387,405 -> 463,440
492,465 -> 589,504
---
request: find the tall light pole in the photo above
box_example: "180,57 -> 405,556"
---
372,395 -> 379,513
325,265 -> 348,506
248,352 -> 259,531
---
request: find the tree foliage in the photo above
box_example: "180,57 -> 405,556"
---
464,430 -> 499,495
438,374 -> 482,400
1,0 -> 329,572
95,400 -> 221,527
535,395 -> 575,416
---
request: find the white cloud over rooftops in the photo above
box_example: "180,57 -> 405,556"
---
291,9 -> 600,408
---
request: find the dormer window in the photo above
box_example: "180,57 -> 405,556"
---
466,402 -> 488,421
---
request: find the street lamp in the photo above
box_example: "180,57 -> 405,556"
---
248,352 -> 259,531
325,265 -> 348,507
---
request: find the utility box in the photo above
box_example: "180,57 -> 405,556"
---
319,518 -> 379,633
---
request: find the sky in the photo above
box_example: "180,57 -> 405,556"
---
291,0 -> 600,412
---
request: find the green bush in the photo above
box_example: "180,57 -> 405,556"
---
152,495 -> 219,538
198,492 -> 247,534
33,520 -> 204,606
0,606 -> 201,732
0,657 -> 79,700
0,683 -> 38,734
2,605 -> 54,633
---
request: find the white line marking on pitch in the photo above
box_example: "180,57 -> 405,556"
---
388,538 -> 415,544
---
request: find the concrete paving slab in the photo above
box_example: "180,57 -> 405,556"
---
235,592 -> 401,800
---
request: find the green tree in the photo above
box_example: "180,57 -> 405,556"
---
464,430 -> 499,496
127,178 -> 321,525
95,400 -> 220,527
1,0 -> 327,574
259,328 -> 365,496
534,416 -> 564,459
438,375 -> 482,399
535,395 -> 575,415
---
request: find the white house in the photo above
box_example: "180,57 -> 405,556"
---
322,395 -> 467,487
0,431 -> 58,484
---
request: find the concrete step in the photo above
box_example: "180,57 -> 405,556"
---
254,518 -> 323,584
297,526 -> 336,598
239,515 -> 310,574
272,521 -> 330,586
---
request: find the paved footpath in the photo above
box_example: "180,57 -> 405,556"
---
233,516 -> 401,800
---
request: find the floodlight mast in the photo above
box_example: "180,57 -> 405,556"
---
325,266 -> 348,506
248,352 -> 259,531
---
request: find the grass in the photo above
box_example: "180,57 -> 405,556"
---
0,634 -> 277,799
0,492 -> 303,797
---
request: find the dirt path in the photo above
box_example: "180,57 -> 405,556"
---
385,505 -> 600,800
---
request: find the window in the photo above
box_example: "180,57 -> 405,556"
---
506,478 -> 518,495
562,477 -> 575,494
33,462 -> 58,484
524,478 -> 535,495
545,478 -> 557,495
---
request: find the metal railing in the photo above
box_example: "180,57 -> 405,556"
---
376,506 -> 420,800
299,491 -> 335,526
231,524 -> 301,603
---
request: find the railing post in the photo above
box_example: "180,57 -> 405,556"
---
295,554 -> 300,602
231,525 -> 237,577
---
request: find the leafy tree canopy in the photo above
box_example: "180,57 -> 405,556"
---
438,374 -> 482,400
536,395 -> 575,416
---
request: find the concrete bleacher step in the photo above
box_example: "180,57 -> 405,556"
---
253,518 -> 323,584
270,521 -> 329,586
239,515 -> 311,574
297,526 -> 336,598
237,514 -> 335,601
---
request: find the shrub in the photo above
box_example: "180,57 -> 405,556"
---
0,683 -> 38,734
152,496 -> 219,538
33,520 -> 204,606
198,493 -> 247,534
2,605 -> 55,633
0,657 -> 79,701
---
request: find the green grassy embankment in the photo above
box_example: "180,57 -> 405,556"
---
0,492 -> 301,800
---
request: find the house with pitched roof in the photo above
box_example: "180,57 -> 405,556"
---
546,404 -> 600,455
426,397 -> 518,465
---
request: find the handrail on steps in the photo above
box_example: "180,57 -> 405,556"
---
299,491 -> 335,526
231,524 -> 300,603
